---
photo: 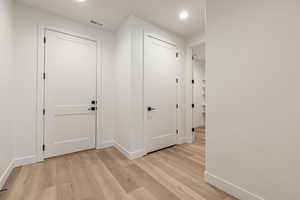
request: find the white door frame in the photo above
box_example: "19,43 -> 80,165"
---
143,32 -> 180,154
185,40 -> 206,144
36,25 -> 102,162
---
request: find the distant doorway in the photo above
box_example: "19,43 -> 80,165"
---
192,43 -> 206,144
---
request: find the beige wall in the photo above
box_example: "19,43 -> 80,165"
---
206,1 -> 300,200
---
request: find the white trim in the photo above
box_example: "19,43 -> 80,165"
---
0,160 -> 14,189
97,140 -> 114,149
188,38 -> 205,48
176,137 -> 186,145
129,149 -> 146,160
45,27 -> 96,42
36,25 -> 103,162
111,141 -> 130,159
185,136 -> 193,144
205,171 -> 265,200
14,155 -> 37,167
185,40 -> 206,146
113,141 -> 146,160
144,32 -> 177,47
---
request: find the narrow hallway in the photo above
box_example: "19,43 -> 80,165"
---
0,128 -> 236,200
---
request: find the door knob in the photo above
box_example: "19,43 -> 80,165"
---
147,107 -> 156,111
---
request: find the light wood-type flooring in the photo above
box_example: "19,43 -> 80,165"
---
0,127 -> 237,200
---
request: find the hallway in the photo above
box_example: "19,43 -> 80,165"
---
0,130 -> 236,200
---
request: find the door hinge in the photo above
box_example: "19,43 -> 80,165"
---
42,144 -> 45,151
192,79 -> 195,84
176,78 -> 179,83
0,188 -> 8,193
192,128 -> 195,132
176,129 -> 179,135
192,55 -> 195,60
192,104 -> 195,108
43,73 -> 46,80
44,37 -> 46,44
43,109 -> 46,115
176,52 -> 179,58
176,104 -> 179,109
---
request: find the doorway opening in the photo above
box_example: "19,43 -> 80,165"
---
192,43 -> 206,145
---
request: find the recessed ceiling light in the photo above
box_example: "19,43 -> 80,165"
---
77,0 -> 86,2
179,10 -> 189,20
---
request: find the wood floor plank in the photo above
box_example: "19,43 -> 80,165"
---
130,188 -> 158,200
6,166 -> 33,200
105,147 -> 133,167
66,153 -> 98,200
156,150 -> 204,178
125,164 -> 180,200
145,154 -> 225,200
0,167 -> 21,200
0,128 -> 238,200
84,151 -> 131,200
39,186 -> 56,200
134,158 -> 206,200
97,149 -> 140,193
78,152 -> 107,200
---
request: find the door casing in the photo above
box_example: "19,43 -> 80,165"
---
36,26 -> 102,162
143,32 -> 180,154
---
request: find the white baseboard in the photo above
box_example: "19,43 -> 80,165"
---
0,160 -> 14,189
129,148 -> 146,160
177,137 -> 186,144
97,140 -> 114,149
113,141 -> 131,159
113,141 -> 146,160
204,171 -> 264,200
13,138 -> 186,168
185,136 -> 193,144
14,155 -> 36,167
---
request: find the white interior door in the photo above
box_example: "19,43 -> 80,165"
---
144,35 -> 178,153
44,30 -> 97,158
193,59 -> 205,128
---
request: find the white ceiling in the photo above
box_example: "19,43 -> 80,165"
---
16,0 -> 206,39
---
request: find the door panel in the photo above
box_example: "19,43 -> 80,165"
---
44,30 -> 97,158
193,59 -> 205,128
144,35 -> 178,153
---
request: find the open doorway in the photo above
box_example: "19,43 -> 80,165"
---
192,43 -> 206,145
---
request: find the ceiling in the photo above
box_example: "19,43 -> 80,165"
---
16,0 -> 206,39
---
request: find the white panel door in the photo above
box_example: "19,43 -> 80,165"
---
193,59 -> 204,128
144,35 -> 178,153
44,30 -> 97,158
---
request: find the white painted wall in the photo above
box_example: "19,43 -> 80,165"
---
206,1 -> 300,200
14,3 -> 116,165
114,16 -> 186,159
0,0 -> 15,188
114,19 -> 133,152
188,35 -> 205,47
